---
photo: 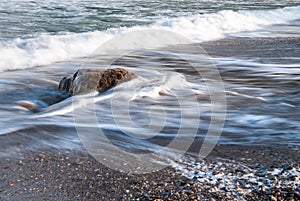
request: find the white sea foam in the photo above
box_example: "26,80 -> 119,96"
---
0,6 -> 299,71
0,32 -> 114,71
173,156 -> 300,198
154,6 -> 300,41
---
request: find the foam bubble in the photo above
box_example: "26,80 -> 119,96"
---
172,156 -> 300,197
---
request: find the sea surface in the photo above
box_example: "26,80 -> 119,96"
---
0,0 -> 300,166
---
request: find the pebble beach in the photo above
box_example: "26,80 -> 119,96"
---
1,142 -> 299,200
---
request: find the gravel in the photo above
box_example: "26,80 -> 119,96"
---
0,144 -> 299,200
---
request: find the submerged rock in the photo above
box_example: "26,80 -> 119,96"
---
58,68 -> 137,96
17,101 -> 39,112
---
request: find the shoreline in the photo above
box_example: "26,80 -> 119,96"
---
1,36 -> 300,200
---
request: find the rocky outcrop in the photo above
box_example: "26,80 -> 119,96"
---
58,68 -> 137,96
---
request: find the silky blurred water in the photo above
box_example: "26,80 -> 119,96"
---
0,1 -> 299,159
1,40 -> 299,153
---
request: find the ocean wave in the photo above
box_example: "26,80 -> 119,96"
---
155,5 -> 300,41
0,5 -> 299,71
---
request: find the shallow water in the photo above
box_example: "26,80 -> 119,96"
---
1,38 -> 299,158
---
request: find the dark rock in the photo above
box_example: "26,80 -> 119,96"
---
58,68 -> 137,96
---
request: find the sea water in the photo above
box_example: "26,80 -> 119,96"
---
0,0 -> 299,162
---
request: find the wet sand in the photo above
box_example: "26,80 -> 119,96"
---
201,37 -> 300,58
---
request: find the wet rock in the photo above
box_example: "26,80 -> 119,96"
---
58,68 -> 137,96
